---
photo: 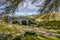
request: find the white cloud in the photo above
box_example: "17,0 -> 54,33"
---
14,0 -> 45,16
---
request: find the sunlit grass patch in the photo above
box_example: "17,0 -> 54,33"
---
45,36 -> 60,40
0,22 -> 23,34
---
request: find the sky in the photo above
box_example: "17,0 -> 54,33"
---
0,0 -> 47,16
0,0 -> 60,16
14,0 -> 45,16
0,0 -> 11,14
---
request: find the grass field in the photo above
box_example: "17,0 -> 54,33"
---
0,21 -> 60,40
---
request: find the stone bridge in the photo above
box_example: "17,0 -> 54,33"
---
6,16 -> 35,26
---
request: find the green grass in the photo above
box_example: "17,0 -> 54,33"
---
0,22 -> 60,40
21,34 -> 60,40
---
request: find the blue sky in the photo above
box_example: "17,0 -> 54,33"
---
0,0 -> 60,16
14,0 -> 45,16
0,0 -> 45,16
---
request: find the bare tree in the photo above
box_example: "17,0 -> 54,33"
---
0,0 -> 23,15
39,0 -> 60,13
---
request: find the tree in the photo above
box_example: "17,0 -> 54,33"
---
0,0 -> 23,15
0,0 -> 60,16
39,0 -> 60,13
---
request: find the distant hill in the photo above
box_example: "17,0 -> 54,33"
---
28,12 -> 60,21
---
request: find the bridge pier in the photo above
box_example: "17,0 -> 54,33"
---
19,21 -> 22,25
27,20 -> 29,26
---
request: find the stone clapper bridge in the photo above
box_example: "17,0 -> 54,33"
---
5,16 -> 36,26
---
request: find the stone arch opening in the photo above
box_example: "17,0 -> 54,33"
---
12,21 -> 20,24
21,20 -> 27,25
